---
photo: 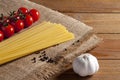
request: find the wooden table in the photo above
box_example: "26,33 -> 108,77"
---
30,0 -> 120,80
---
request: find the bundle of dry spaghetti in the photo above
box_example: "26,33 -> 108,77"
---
0,22 -> 74,65
0,0 -> 101,80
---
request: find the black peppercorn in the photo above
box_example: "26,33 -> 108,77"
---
47,58 -> 54,63
43,56 -> 48,60
31,57 -> 36,63
72,43 -> 75,45
76,40 -> 80,43
64,48 -> 67,51
40,58 -> 46,61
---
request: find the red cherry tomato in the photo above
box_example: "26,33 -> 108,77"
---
0,30 -> 4,42
15,15 -> 20,20
18,7 -> 28,14
11,20 -> 24,32
24,14 -> 33,28
1,24 -> 14,38
29,9 -> 40,22
9,15 -> 20,23
4,18 -> 10,23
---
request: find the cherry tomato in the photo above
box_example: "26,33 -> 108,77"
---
18,7 -> 28,14
24,14 -> 33,28
15,15 -> 20,20
4,18 -> 10,23
8,11 -> 19,23
29,9 -> 40,22
9,15 -> 19,23
1,24 -> 14,38
11,20 -> 24,32
0,30 -> 4,42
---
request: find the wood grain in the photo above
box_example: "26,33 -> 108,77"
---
56,60 -> 120,80
90,39 -> 120,59
97,34 -> 120,39
65,13 -> 120,33
30,0 -> 120,12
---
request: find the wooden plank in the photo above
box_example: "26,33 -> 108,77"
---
97,34 -> 120,39
65,13 -> 120,33
90,39 -> 120,60
30,0 -> 120,13
56,60 -> 120,80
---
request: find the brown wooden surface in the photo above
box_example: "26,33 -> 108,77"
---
31,0 -> 120,13
30,0 -> 120,80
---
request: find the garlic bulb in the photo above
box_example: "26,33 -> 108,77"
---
72,53 -> 99,77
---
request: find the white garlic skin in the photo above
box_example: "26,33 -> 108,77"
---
72,53 -> 99,77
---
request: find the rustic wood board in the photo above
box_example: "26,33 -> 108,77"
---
65,13 -> 120,33
31,0 -> 120,13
